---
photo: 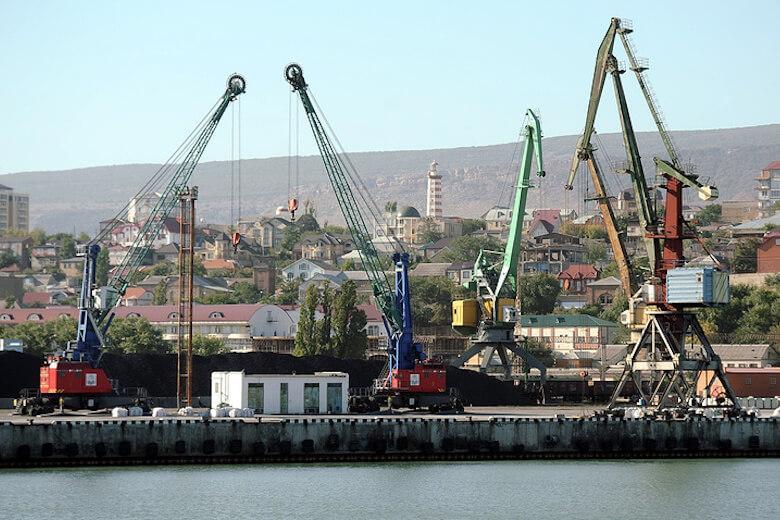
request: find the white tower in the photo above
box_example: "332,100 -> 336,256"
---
426,160 -> 442,218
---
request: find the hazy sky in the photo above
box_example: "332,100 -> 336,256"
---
1,1 -> 777,173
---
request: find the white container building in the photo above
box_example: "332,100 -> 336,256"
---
211,371 -> 349,414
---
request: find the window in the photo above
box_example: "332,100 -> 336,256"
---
168,312 -> 179,320
300,263 -> 309,270
770,377 -> 777,386
209,311 -> 224,319
27,314 -> 43,321
745,377 -> 752,385
0,313 -> 14,321
303,383 -> 320,414
279,383 -> 288,414
127,312 -> 140,318
327,383 -> 343,413
247,383 -> 264,413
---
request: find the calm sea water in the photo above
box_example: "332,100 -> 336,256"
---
0,460 -> 775,519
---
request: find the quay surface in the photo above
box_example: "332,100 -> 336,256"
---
0,408 -> 777,467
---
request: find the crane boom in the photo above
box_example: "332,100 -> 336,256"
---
492,109 -> 544,301
286,64 -> 433,394
284,64 -> 400,334
73,74 -> 246,366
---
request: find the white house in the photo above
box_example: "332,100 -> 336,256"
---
211,371 -> 349,414
281,258 -> 340,282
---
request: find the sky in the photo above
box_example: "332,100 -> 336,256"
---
0,0 -> 778,174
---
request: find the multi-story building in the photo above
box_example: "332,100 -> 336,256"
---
0,184 -> 29,232
756,161 -> 780,217
518,314 -> 619,353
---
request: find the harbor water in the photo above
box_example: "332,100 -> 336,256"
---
0,459 -> 775,519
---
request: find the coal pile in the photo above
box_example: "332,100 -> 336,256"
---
447,367 -> 535,406
0,351 -> 535,406
0,352 -> 42,396
100,352 -> 386,397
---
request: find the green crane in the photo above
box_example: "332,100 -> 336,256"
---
452,109 -> 547,383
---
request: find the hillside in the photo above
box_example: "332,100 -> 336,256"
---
4,124 -> 780,233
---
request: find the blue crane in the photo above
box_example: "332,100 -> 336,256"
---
34,74 -> 245,409
286,64 -> 455,410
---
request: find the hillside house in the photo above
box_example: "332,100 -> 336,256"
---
300,233 -> 353,263
521,232 -> 585,274
557,264 -> 599,294
59,257 -> 82,278
282,258 -> 340,282
757,230 -> 780,273
518,314 -> 619,352
30,244 -> 59,271
586,276 -> 622,305
0,236 -> 32,269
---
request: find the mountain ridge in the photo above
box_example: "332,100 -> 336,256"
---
4,124 -> 779,233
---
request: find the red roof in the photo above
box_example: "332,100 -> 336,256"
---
122,287 -> 148,300
203,259 -> 237,270
763,161 -> 780,171
22,292 -> 51,306
113,303 -> 265,322
357,303 -> 383,323
557,264 -> 599,281
0,307 -> 78,324
763,230 -> 780,240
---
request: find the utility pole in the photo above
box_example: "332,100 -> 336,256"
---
177,186 -> 197,408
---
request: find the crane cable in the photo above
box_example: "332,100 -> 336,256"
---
94,97 -> 221,244
308,89 -> 405,254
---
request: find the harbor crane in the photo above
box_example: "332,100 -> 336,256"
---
16,74 -> 246,414
451,109 -> 547,385
568,18 -> 738,414
285,64 -> 460,412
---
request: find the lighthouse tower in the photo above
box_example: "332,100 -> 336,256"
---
426,160 -> 442,218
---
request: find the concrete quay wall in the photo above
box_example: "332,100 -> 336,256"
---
1,416 -> 778,467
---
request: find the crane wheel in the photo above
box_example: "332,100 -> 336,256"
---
285,63 -> 304,88
227,74 -> 246,96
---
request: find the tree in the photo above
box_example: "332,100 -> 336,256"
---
331,280 -> 367,359
191,334 -> 229,356
4,295 -> 16,308
410,276 -> 465,326
314,282 -> 333,354
60,235 -> 77,259
105,317 -> 171,354
694,204 -> 722,226
95,247 -> 110,286
732,238 -> 759,273
585,242 -> 607,263
523,338 -> 555,368
273,278 -> 301,305
296,213 -> 320,233
29,228 -> 47,246
193,257 -> 206,276
0,249 -> 19,269
519,273 -> 560,314
461,218 -> 486,235
153,280 -> 168,305
9,322 -> 56,356
384,201 -> 397,214
418,217 -> 444,244
279,227 -> 302,258
148,261 -> 177,276
441,235 -> 502,263
293,284 -> 319,356
599,292 -> 628,323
